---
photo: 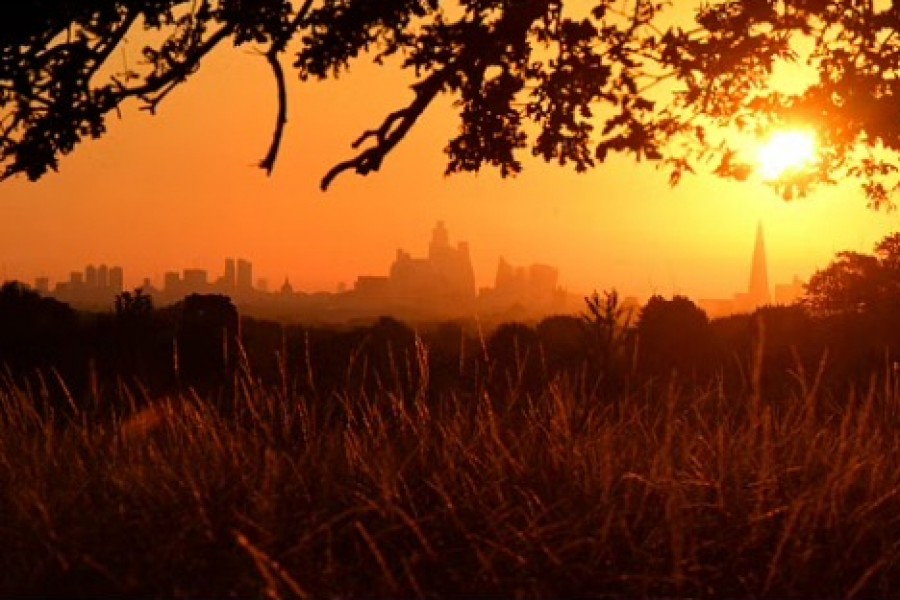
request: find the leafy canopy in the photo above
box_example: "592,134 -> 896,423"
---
804,233 -> 900,315
2,1 -> 900,204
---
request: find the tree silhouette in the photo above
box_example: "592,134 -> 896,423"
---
115,287 -> 154,319
875,232 -> 900,272
3,1 -> 900,201
636,295 -> 711,380
805,233 -> 900,315
0,281 -> 79,382
176,294 -> 239,397
580,289 -> 634,382
113,287 -> 157,380
536,314 -> 590,375
804,251 -> 883,315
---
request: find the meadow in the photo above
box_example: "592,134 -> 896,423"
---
3,324 -> 900,599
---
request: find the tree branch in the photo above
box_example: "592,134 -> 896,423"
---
114,24 -> 232,104
258,0 -> 314,175
320,1 -> 553,189
85,8 -> 140,88
259,50 -> 288,175
319,72 -> 448,190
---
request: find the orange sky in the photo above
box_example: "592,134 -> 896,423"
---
2,18 -> 900,304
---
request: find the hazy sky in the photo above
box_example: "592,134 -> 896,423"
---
2,21 -> 899,302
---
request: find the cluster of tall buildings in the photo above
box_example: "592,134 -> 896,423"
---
351,222 -> 478,312
157,258 -> 256,301
480,259 -> 563,312
38,264 -> 125,309
29,259 -> 260,311
347,222 -> 573,321
19,221 -> 804,323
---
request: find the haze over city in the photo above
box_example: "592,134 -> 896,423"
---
2,43 -> 898,301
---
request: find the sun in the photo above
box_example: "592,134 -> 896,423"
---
756,130 -> 818,181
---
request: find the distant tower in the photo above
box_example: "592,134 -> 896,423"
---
97,264 -> 109,289
164,271 -> 181,294
224,258 -> 236,289
109,266 -> 124,294
237,259 -> 253,290
85,264 -> 97,288
429,221 -> 450,257
748,221 -> 771,307
182,268 -> 208,290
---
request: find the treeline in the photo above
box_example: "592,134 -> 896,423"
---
2,281 -> 900,417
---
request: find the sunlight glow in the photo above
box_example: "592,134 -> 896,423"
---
757,130 -> 818,181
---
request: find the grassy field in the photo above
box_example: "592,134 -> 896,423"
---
3,345 -> 900,598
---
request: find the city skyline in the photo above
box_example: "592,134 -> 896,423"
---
13,221 -> 806,322
15,223 -> 577,322
4,26 -> 900,305
3,188 -> 890,304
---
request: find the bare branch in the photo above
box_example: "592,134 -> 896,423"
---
257,0 -> 314,175
320,73 -> 447,190
259,50 -> 288,175
351,109 -> 409,149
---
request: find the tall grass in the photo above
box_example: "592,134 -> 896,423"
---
3,341 -> 900,598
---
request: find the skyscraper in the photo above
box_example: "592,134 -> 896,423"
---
429,221 -> 450,256
109,266 -> 124,294
224,258 -> 236,289
85,264 -> 97,288
237,259 -> 253,291
164,271 -> 181,295
182,269 -> 208,290
747,221 -> 771,308
98,264 -> 109,289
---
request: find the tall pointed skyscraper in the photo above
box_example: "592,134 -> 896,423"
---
747,221 -> 771,307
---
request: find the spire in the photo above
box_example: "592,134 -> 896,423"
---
748,221 -> 771,307
430,221 -> 449,257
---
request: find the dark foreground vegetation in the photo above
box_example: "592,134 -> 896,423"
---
3,271 -> 900,597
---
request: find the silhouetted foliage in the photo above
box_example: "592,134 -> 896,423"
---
4,1 -> 900,201
876,232 -> 900,271
11,308 -> 900,599
8,245 -> 900,418
4,283 -> 900,421
109,287 -> 160,384
0,281 -> 78,371
805,232 -> 900,316
421,320 -> 478,393
0,281 -> 74,331
348,316 -> 420,393
0,282 -> 90,414
176,294 -> 239,400
582,289 -> 633,360
271,316 -> 424,400
636,295 -> 711,381
115,287 -> 154,319
486,322 -> 541,394
536,314 -> 590,376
